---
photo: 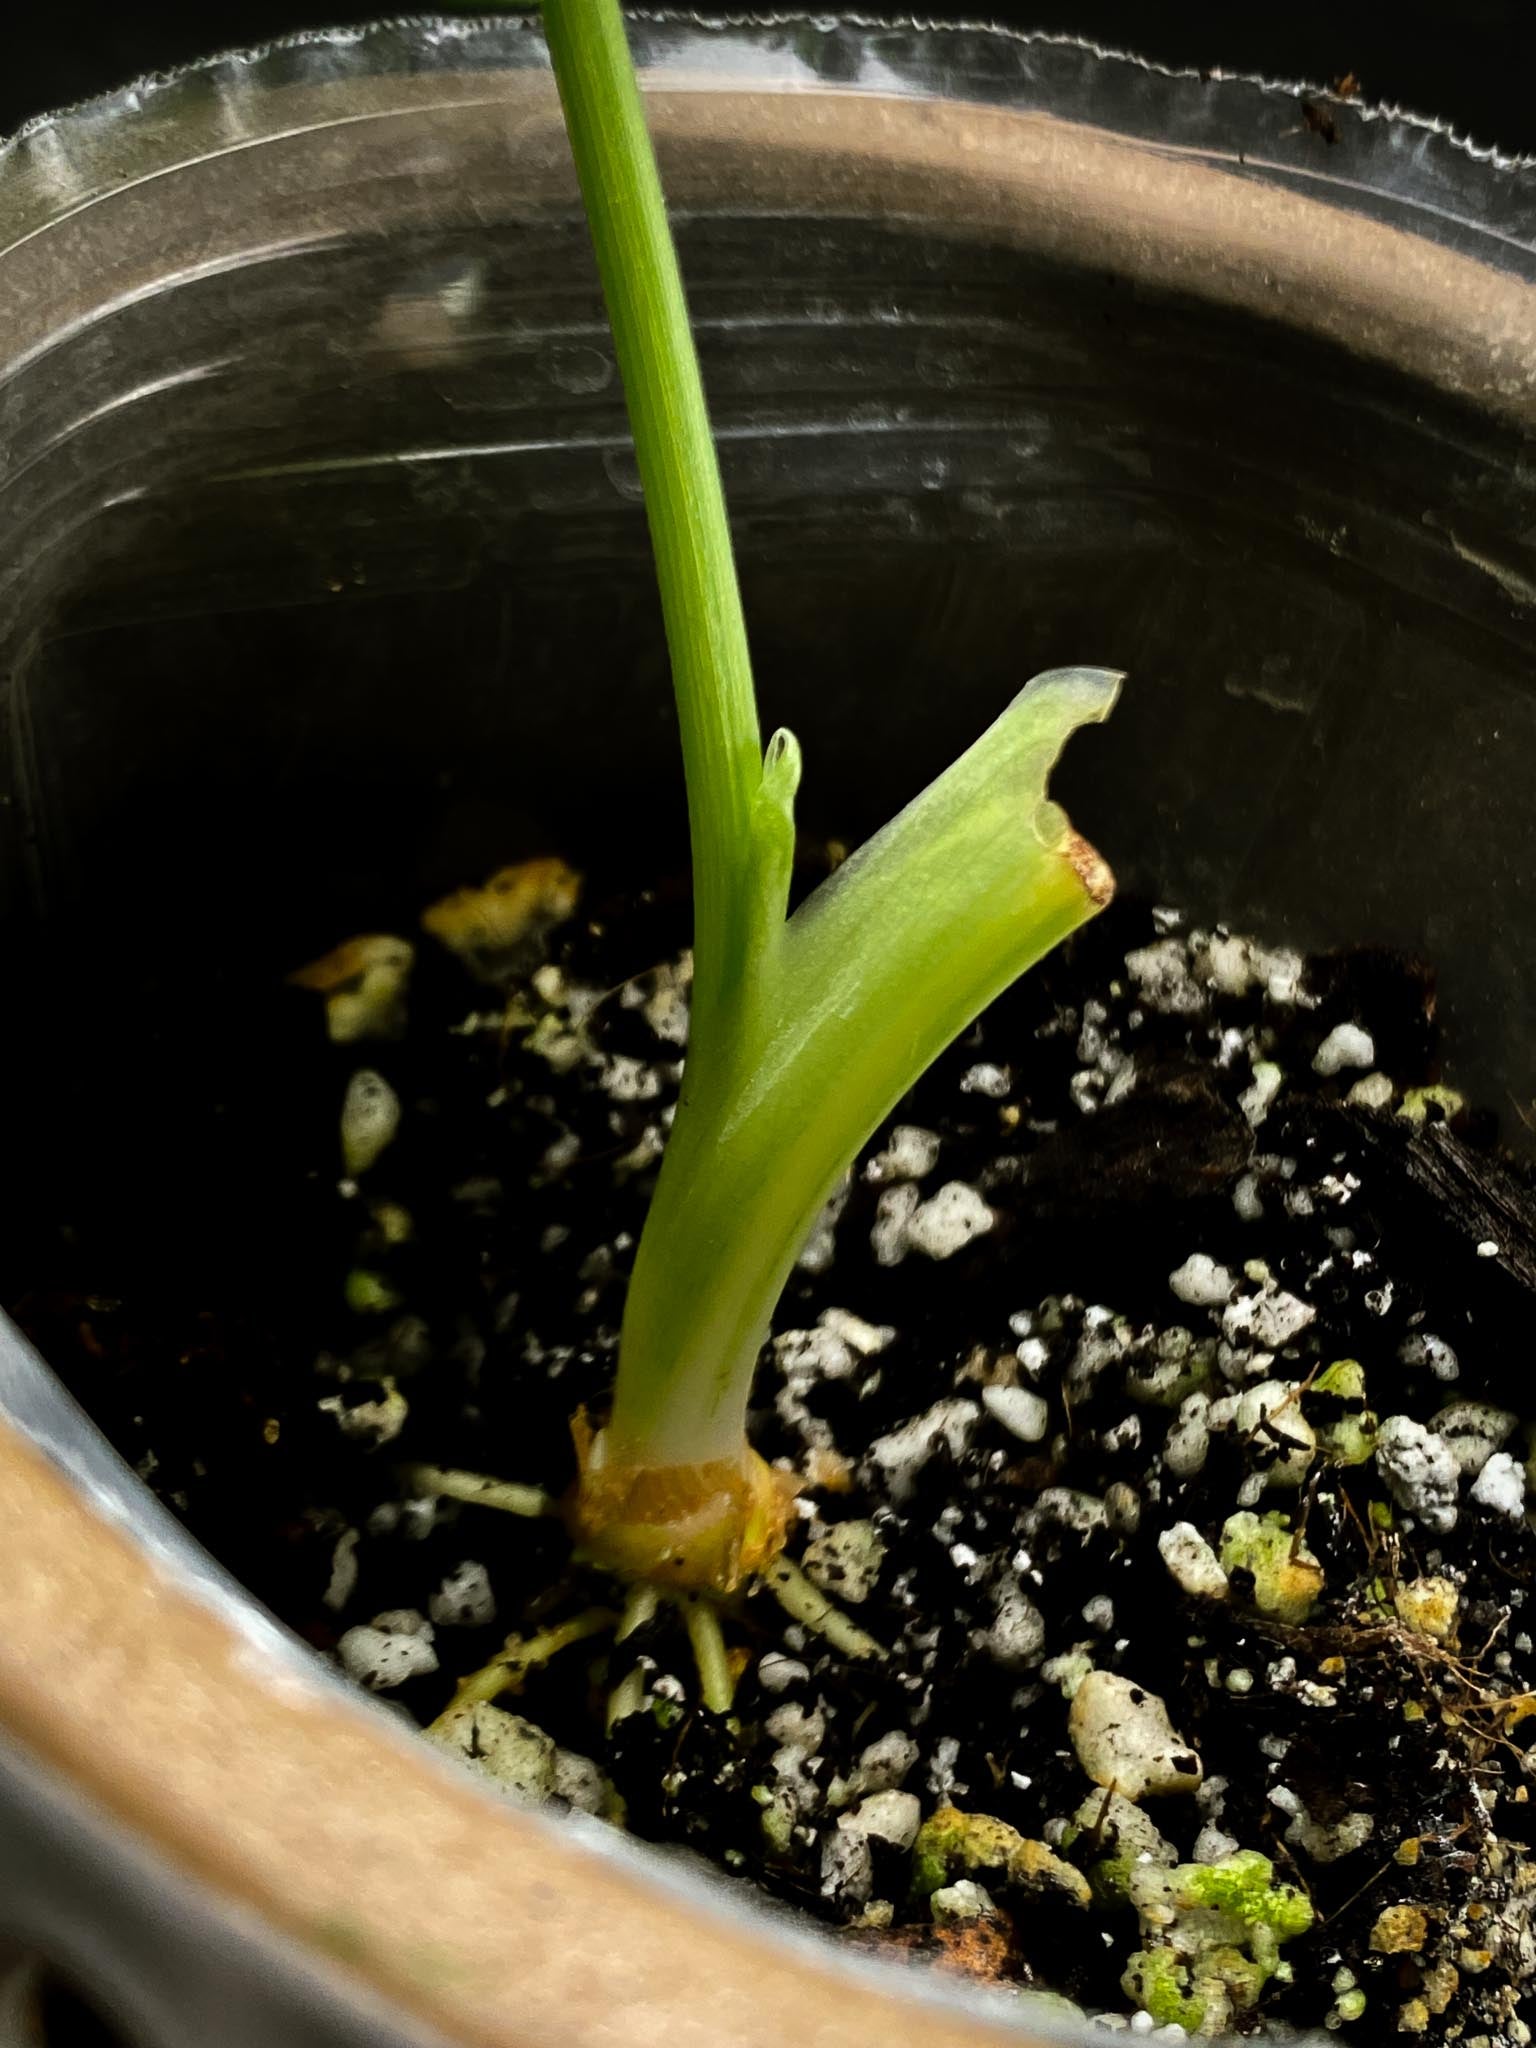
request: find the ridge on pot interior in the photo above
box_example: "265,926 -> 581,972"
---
7,10 -> 1536,2048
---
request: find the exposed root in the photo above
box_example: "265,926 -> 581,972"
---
607,1583 -> 660,1732
434,1606 -> 618,1723
404,1463 -> 557,1520
678,1593 -> 736,1715
421,1442 -> 878,1724
765,1557 -> 886,1661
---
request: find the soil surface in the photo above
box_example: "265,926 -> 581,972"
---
18,872 -> 1536,2043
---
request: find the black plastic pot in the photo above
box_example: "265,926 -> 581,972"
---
0,15 -> 1532,2047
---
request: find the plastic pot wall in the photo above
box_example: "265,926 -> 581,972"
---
0,13 -> 1532,2047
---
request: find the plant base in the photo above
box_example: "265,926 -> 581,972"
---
565,1416 -> 798,1594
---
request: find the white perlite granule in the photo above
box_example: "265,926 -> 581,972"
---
1312,1023 -> 1375,1076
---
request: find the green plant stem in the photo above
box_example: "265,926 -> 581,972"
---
610,668 -> 1119,1467
540,2 -> 1120,1502
540,0 -> 761,1086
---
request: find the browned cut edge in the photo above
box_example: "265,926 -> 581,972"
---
1066,831 -> 1116,909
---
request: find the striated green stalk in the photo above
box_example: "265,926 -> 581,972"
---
539,0 -> 761,1113
611,669 -> 1117,1469
540,1 -> 1119,1585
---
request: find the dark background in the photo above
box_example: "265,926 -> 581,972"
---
6,2 -> 1535,156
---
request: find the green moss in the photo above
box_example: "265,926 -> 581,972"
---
1313,1360 -> 1378,1466
910,1805 -> 1025,1898
1123,1947 -> 1210,2031
1219,1510 -> 1324,1623
1123,1853 -> 1312,2035
1397,1085 -> 1465,1126
1122,1944 -> 1272,2031
1180,1850 -> 1313,1941
911,1806 -> 1089,1908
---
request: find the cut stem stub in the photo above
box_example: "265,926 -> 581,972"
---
565,1414 -> 798,1594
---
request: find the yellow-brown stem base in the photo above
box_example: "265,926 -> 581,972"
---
564,1416 -> 798,1595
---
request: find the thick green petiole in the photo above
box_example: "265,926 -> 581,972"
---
539,0 -> 761,1110
609,666 -> 1119,1474
540,2 -> 1120,1591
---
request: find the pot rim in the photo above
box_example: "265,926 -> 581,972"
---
0,16 -> 1530,2047
1,14 -> 1533,424
3,8 -> 1532,171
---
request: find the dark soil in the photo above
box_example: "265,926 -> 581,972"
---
16,874 -> 1536,2043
